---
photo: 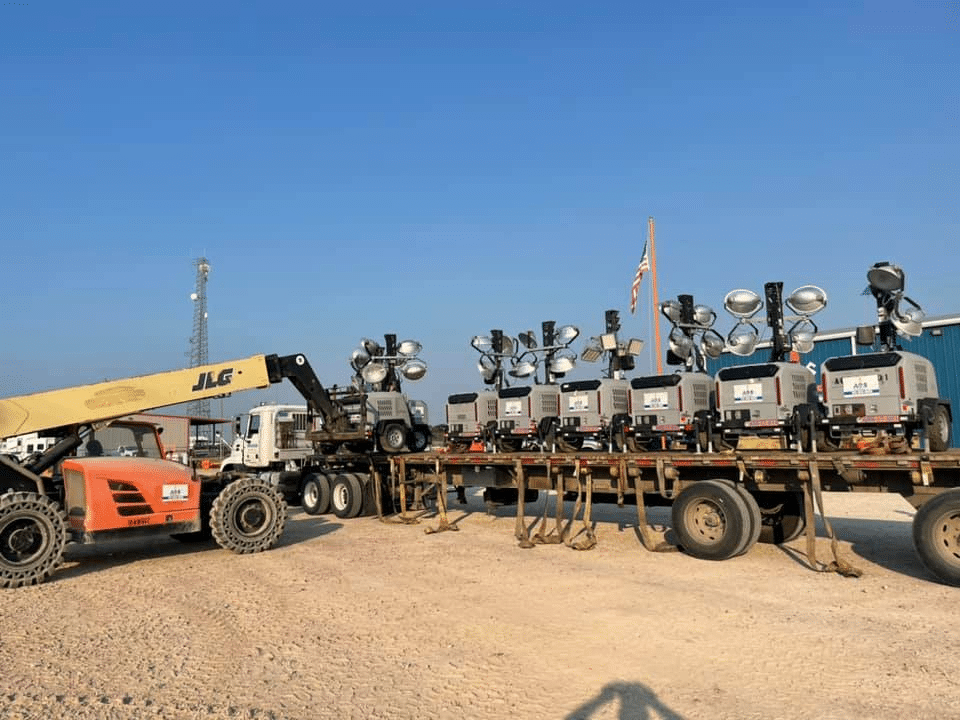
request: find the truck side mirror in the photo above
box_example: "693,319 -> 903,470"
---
855,325 -> 876,346
234,417 -> 241,436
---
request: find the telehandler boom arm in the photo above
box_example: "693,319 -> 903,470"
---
0,353 -> 347,441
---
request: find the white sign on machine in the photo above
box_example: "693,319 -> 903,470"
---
733,382 -> 763,403
842,374 -> 881,398
162,484 -> 190,502
643,391 -> 669,410
503,399 -> 523,417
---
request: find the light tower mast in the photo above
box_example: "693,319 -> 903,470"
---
188,257 -> 211,418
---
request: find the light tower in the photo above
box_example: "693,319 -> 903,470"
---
188,257 -> 211,418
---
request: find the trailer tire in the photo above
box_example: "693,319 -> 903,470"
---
331,473 -> 364,519
409,425 -> 430,453
379,423 -> 408,454
210,477 -> 287,554
928,405 -> 951,453
0,491 -> 68,588
714,481 -> 762,556
912,488 -> 960,586
734,486 -> 762,556
671,480 -> 751,561
755,491 -> 806,544
301,473 -> 331,515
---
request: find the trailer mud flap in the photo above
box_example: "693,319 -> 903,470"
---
802,461 -> 862,578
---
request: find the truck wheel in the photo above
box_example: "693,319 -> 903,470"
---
210,477 -> 287,554
929,405 -> 951,452
912,488 -> 960,586
301,473 -> 331,515
379,423 -> 408,453
0,491 -> 68,588
330,473 -> 364,519
755,491 -> 806,544
671,480 -> 751,561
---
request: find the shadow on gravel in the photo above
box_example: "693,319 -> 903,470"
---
279,510 -> 343,547
442,488 -> 941,583
777,513 -> 935,583
566,681 -> 685,720
54,510 -> 342,583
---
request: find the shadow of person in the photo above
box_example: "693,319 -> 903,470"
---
566,681 -> 685,720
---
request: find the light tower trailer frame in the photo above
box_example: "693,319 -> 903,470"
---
386,448 -> 960,587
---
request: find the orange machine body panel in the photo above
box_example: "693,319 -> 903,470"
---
61,457 -> 200,533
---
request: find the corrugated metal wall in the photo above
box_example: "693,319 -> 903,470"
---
705,316 -> 960,447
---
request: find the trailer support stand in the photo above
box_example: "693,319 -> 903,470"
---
394,457 -> 420,525
425,458 -> 457,535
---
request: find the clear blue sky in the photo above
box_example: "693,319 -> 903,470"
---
2,0 -> 957,421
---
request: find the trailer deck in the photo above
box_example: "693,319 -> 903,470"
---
385,447 -> 960,586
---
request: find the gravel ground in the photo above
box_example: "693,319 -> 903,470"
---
2,489 -> 958,720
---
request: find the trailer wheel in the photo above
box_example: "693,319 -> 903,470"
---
379,423 -> 408,453
301,473 -> 331,516
715,481 -> 762,556
210,477 -> 287,554
671,480 -> 751,561
928,405 -> 951,453
409,425 -> 430,453
331,473 -> 364,519
912,489 -> 960,586
0,491 -> 68,588
755,491 -> 806,544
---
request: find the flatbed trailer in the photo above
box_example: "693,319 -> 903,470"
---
383,448 -> 960,587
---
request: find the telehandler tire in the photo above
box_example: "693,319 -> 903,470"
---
0,491 -> 68,588
210,477 -> 287,554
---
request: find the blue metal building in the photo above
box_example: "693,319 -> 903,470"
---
705,314 -> 960,448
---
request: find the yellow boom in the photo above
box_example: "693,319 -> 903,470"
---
0,355 -> 273,439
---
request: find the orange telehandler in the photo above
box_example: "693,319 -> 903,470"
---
0,352 -> 353,588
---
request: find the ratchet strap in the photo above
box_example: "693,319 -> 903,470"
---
803,460 -> 862,577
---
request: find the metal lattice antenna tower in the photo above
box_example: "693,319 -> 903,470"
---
188,257 -> 211,418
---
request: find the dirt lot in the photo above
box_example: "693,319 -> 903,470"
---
2,489 -> 958,720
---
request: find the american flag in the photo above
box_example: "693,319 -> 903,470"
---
629,241 -> 650,314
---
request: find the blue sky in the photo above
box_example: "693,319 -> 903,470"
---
1,0 -> 957,421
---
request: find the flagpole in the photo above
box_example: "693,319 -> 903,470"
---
648,216 -> 663,374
